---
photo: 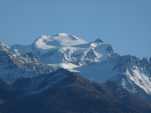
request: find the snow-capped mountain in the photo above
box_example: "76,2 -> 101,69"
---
2,33 -> 151,96
0,41 -> 56,82
115,55 -> 151,95
12,33 -> 114,70
79,54 -> 151,95
34,33 -> 87,49
1,33 -> 151,113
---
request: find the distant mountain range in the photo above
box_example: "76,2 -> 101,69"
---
0,33 -> 151,113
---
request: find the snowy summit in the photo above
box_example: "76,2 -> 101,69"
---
34,33 -> 87,49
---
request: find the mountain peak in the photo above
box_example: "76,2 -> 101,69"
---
94,38 -> 104,43
90,38 -> 104,48
0,41 -> 10,50
57,33 -> 71,37
34,33 -> 87,49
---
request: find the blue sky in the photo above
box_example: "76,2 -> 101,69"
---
0,0 -> 150,58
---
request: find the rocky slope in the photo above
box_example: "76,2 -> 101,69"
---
0,41 -> 56,82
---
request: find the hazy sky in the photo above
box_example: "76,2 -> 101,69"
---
0,0 -> 150,58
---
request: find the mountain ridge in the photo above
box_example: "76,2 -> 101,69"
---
0,33 -> 151,113
1,33 -> 151,96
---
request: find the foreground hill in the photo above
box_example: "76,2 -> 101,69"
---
0,69 -> 151,113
